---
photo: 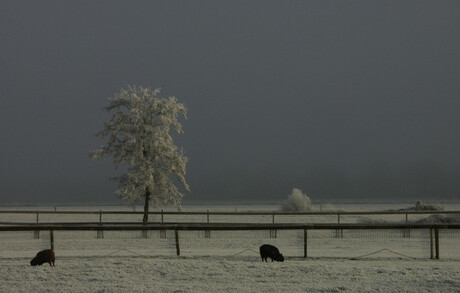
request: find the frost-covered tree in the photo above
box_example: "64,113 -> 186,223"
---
280,188 -> 312,212
90,86 -> 189,222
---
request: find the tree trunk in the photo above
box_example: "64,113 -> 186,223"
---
143,187 -> 151,223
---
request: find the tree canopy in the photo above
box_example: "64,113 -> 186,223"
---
90,85 -> 189,221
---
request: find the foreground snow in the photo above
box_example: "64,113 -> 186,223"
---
1,256 -> 459,292
1,203 -> 459,292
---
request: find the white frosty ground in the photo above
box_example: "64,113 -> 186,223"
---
1,256 -> 459,292
1,203 -> 459,292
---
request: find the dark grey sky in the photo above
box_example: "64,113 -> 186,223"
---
1,1 -> 459,204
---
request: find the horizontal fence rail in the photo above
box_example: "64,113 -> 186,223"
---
2,209 -> 459,260
1,223 -> 459,260
1,210 -> 459,226
1,210 -> 460,215
1,223 -> 460,231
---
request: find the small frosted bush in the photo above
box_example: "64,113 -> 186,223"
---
398,201 -> 443,212
414,201 -> 443,211
281,188 -> 312,212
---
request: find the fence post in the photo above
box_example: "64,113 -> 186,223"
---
175,229 -> 180,256
435,227 -> 440,259
160,209 -> 166,239
304,229 -> 308,258
205,210 -> 211,238
337,213 -> 339,238
270,212 -> 277,238
336,213 -> 343,238
141,223 -> 149,239
50,230 -> 54,250
404,213 -> 410,238
430,228 -> 434,259
97,210 -> 104,239
34,211 -> 40,239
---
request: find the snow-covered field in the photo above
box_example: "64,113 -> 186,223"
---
2,256 -> 460,292
1,203 -> 459,292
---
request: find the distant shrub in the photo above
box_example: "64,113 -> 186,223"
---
414,201 -> 443,211
416,214 -> 460,224
398,201 -> 443,212
281,188 -> 312,212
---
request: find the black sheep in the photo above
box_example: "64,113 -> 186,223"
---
259,244 -> 284,262
30,249 -> 55,267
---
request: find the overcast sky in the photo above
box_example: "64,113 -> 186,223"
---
1,1 -> 459,205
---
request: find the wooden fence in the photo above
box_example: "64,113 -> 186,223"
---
1,223 -> 459,259
1,210 -> 459,225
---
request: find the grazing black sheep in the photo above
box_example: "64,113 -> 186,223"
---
259,244 -> 284,262
30,249 -> 55,267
